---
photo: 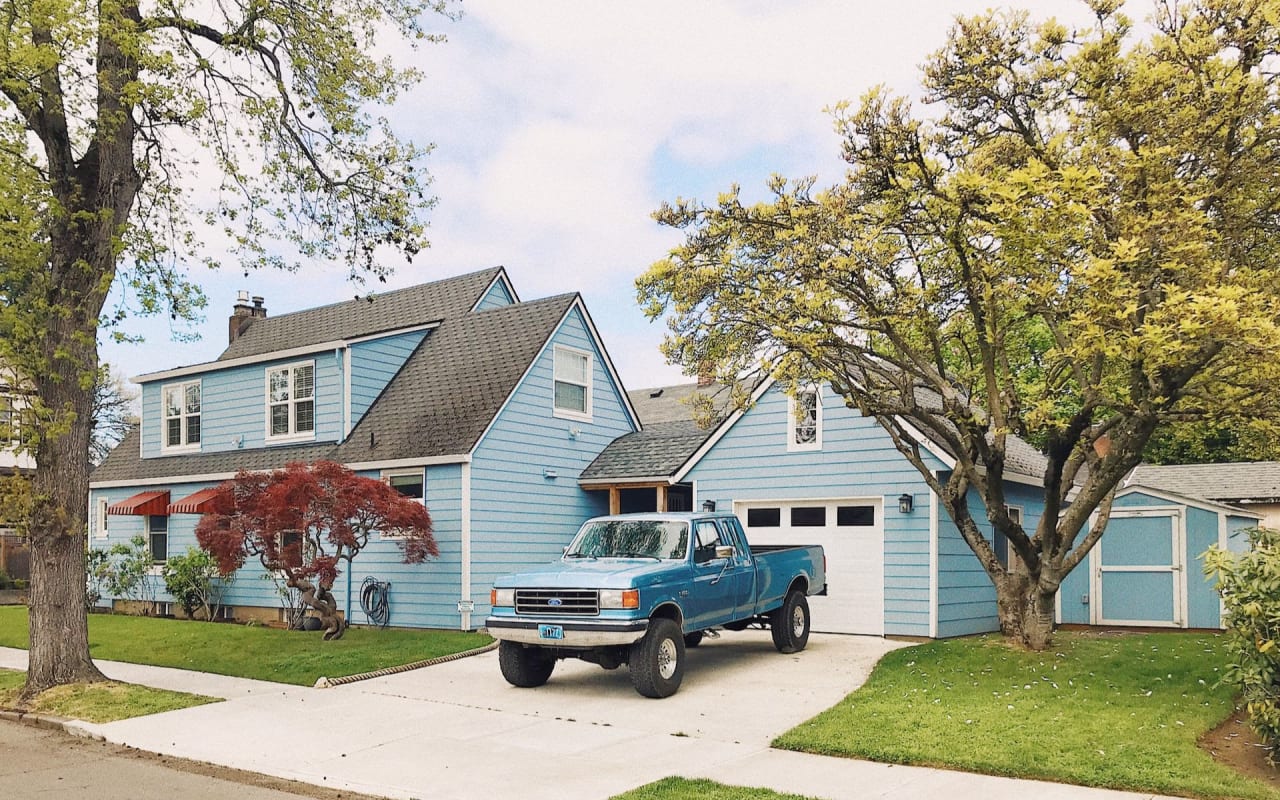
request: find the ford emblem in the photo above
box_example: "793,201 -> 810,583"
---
548,598 -> 563,607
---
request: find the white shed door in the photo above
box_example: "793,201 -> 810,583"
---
737,499 -> 884,635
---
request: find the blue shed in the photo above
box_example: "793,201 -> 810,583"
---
1057,486 -> 1258,629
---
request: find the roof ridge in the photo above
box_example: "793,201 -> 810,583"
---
237,266 -> 505,325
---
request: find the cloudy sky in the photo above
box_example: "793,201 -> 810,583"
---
102,0 -> 1101,392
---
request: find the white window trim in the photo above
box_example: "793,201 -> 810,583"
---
148,515 -> 169,566
381,468 -> 426,539
95,497 -> 109,539
786,387 -> 822,452
552,345 -> 593,422
0,392 -> 20,448
160,380 -> 202,454
265,360 -> 317,443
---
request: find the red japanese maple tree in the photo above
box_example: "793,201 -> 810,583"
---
195,460 -> 436,639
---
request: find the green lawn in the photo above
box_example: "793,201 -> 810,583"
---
0,668 -> 218,722
0,607 -> 491,686
611,778 -> 819,800
775,631 -> 1273,800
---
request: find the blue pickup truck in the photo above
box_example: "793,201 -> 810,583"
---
485,511 -> 827,698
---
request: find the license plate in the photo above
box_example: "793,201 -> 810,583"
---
538,624 -> 564,640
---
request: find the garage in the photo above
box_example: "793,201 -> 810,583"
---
736,498 -> 884,635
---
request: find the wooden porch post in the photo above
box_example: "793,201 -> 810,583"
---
656,484 -> 668,513
609,487 -> 620,515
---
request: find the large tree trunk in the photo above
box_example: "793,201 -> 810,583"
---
995,571 -> 1059,651
292,578 -> 346,641
21,317 -> 107,701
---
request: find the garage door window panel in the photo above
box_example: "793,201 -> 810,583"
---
747,507 -> 781,528
837,506 -> 875,526
791,506 -> 826,527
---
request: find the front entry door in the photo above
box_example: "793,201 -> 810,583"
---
1093,509 -> 1184,627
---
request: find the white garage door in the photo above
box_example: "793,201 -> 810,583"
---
737,499 -> 884,635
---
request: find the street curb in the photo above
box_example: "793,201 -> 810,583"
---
0,707 -> 89,735
314,640 -> 499,687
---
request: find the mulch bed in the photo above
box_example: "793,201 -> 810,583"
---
1200,707 -> 1280,789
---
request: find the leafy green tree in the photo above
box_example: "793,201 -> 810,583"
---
639,0 -> 1280,649
0,0 -> 449,699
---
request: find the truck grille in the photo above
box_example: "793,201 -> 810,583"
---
515,589 -> 599,616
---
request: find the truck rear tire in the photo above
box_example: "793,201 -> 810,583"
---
498,641 -> 555,687
629,618 -> 685,698
770,589 -> 810,654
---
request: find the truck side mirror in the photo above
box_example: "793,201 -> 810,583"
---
715,545 -> 735,560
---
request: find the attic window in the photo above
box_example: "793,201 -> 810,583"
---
787,388 -> 821,452
553,346 -> 592,421
266,361 -> 316,442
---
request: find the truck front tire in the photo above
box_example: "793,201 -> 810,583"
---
629,618 -> 685,698
498,641 -> 555,688
770,589 -> 811,654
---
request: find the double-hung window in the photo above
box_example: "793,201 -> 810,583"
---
266,362 -> 315,441
162,381 -> 201,452
787,388 -> 821,451
148,515 -> 168,564
553,346 -> 592,420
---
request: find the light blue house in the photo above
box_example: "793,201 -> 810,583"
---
90,268 -> 640,630
582,379 -> 1050,637
583,378 -> 1259,637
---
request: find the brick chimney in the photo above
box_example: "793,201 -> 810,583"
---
228,291 -> 267,343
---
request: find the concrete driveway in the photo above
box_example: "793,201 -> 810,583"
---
72,631 -> 905,800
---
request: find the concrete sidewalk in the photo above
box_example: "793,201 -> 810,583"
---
0,639 -> 1176,800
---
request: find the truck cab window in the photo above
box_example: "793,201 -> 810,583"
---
694,521 -> 721,564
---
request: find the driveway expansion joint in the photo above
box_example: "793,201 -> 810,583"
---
315,641 -> 498,687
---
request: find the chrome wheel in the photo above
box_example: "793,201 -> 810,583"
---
792,603 -> 806,638
657,636 -> 679,680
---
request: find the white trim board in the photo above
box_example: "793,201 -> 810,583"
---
90,453 -> 471,489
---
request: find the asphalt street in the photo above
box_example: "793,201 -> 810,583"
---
0,720 -> 386,800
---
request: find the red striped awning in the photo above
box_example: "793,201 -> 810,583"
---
106,490 -> 170,516
167,487 -> 221,515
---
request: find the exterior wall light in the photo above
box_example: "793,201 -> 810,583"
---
898,493 -> 914,514
701,500 -> 716,512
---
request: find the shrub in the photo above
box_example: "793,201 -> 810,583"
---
98,535 -> 158,611
12,579 -> 26,590
162,548 -> 233,621
86,549 -> 109,609
0,572 -> 12,591
1206,527 -> 1280,762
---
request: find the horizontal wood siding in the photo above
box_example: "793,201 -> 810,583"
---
474,280 -> 514,311
342,464 -> 464,629
139,353 -> 343,459
469,307 -> 633,623
936,479 -> 1045,638
685,384 -> 943,637
349,331 -> 429,425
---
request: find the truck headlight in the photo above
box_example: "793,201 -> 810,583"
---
491,588 -> 515,607
599,589 -> 639,609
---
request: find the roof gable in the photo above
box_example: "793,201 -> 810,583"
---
1128,461 -> 1280,503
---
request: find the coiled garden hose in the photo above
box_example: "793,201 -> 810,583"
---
360,576 -> 391,628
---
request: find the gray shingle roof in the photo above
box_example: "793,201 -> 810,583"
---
93,279 -> 581,484
908,387 -> 1048,479
91,426 -> 335,483
331,294 -> 579,462
219,267 -> 505,360
580,420 -> 713,483
626,382 -> 730,425
1129,461 -> 1280,503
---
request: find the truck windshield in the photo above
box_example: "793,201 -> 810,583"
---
565,520 -> 689,560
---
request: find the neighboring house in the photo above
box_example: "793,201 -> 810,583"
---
89,267 -> 640,629
0,367 -> 33,477
1128,461 -> 1280,529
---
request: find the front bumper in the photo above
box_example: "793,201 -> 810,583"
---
485,616 -> 649,647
